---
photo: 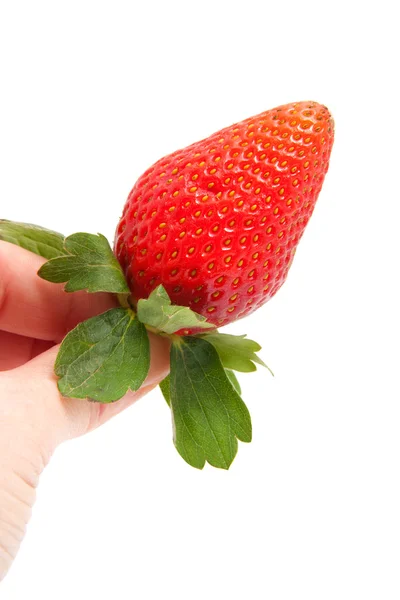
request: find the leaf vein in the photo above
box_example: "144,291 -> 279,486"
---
60,313 -> 130,391
182,344 -> 231,467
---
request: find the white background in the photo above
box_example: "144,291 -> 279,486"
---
1,1 -> 399,598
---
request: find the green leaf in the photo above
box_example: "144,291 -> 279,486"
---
137,285 -> 214,334
0,219 -> 65,259
200,331 -> 273,374
55,307 -> 150,402
225,370 -> 241,396
38,232 -> 130,294
159,375 -> 171,406
161,368 -> 242,413
169,336 -> 252,470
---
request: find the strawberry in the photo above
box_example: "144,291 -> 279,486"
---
2,100 -> 334,469
115,101 -> 334,332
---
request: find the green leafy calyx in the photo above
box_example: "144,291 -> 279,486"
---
38,232 -> 130,294
137,285 -> 214,334
200,331 -> 272,374
55,307 -> 150,402
163,336 -> 252,470
0,219 -> 65,259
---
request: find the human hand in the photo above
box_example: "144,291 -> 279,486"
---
0,241 -> 170,580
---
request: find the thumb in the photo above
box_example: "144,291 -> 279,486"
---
0,334 -> 169,581
12,332 -> 170,454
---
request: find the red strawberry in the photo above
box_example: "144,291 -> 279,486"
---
115,101 -> 334,331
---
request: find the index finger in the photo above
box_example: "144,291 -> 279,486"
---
0,241 -> 117,342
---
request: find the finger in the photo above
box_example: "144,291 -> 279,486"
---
0,331 -> 55,371
0,331 -> 33,371
8,332 -> 170,451
0,241 -> 117,341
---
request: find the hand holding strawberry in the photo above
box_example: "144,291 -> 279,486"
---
0,242 -> 170,581
0,101 -> 334,469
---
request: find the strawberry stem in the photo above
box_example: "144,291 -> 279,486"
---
117,293 -> 133,310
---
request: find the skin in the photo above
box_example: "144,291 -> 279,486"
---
0,241 -> 170,581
